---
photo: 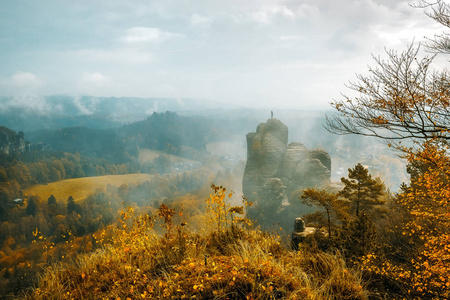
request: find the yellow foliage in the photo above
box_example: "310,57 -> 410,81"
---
361,139 -> 450,298
24,185 -> 368,300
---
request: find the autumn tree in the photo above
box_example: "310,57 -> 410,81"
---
326,1 -> 450,297
421,0 -> 450,54
340,163 -> 384,217
325,44 -> 450,150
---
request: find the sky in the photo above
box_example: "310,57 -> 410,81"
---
0,0 -> 445,109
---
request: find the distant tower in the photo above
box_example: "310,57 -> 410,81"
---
271,110 -> 273,118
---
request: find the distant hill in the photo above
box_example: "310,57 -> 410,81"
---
25,112 -> 222,163
0,95 -> 239,132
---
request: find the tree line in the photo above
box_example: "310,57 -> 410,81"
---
0,151 -> 138,223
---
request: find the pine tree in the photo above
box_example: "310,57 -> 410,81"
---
300,188 -> 348,238
67,196 -> 76,215
26,198 -> 37,216
47,194 -> 57,206
47,194 -> 57,216
340,163 -> 384,217
342,212 -> 378,260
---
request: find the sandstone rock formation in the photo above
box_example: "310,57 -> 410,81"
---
243,118 -> 331,228
0,126 -> 27,155
243,118 -> 288,201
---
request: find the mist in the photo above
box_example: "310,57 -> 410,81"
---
0,93 -> 409,298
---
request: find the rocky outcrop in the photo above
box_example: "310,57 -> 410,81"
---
0,126 -> 27,155
243,118 -> 288,200
291,217 -> 316,250
243,118 -> 331,228
279,142 -> 308,180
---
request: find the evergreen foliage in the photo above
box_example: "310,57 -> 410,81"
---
300,188 -> 347,239
67,196 -> 77,215
340,163 -> 384,217
25,197 -> 37,216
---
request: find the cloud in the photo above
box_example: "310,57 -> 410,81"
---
119,27 -> 184,45
0,72 -> 44,96
279,35 -> 303,41
72,95 -> 98,115
268,60 -> 335,71
0,0 -> 442,110
0,95 -> 56,116
372,22 -> 441,46
11,72 -> 42,87
190,13 -> 213,26
80,72 -> 110,84
295,3 -> 319,19
70,48 -> 154,64
251,5 -> 296,24
77,72 -> 112,96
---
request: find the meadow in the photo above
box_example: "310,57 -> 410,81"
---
24,174 -> 155,203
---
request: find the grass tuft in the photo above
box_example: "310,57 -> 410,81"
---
25,226 -> 368,300
23,186 -> 369,299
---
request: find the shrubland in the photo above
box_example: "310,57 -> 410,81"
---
23,185 -> 368,300
0,168 -> 213,297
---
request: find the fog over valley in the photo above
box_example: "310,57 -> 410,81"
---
1,1 -> 448,299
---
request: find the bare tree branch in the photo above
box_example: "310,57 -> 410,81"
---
325,44 -> 450,148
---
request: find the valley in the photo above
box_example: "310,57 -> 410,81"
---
0,105 -> 436,299
4,0 -> 450,297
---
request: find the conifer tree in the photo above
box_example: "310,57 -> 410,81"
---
47,194 -> 56,206
47,194 -> 57,216
301,188 -> 348,238
342,212 -> 378,259
67,195 -> 76,215
340,163 -> 384,217
26,197 -> 37,216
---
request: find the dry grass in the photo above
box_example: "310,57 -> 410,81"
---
24,174 -> 154,202
24,226 -> 368,300
22,187 -> 369,300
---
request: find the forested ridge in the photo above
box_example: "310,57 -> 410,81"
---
0,111 -> 229,297
0,153 -> 213,296
27,112 -> 222,163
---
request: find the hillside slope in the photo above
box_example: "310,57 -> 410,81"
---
25,219 -> 368,300
23,187 -> 368,300
24,174 -> 154,202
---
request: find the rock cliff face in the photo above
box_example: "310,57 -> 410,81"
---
0,126 -> 27,155
243,118 -> 288,201
243,118 -> 331,227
